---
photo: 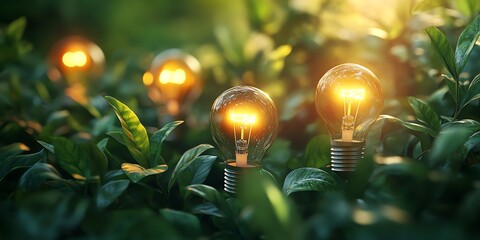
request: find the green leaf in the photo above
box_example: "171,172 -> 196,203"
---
460,74 -> 480,110
159,209 -> 201,239
429,121 -> 480,167
121,163 -> 168,183
168,144 -> 214,192
444,74 -> 459,103
19,163 -> 63,190
408,97 -> 441,133
53,137 -> 107,180
150,121 -> 183,166
0,143 -> 29,160
96,179 -> 130,208
455,15 -> 480,74
38,140 -> 55,153
107,131 -> 126,146
304,135 -> 330,168
425,26 -> 457,79
186,184 -> 232,218
379,115 -> 437,137
105,96 -> 150,167
0,149 -> 45,181
178,155 -> 217,193
282,167 -> 337,195
6,17 -> 26,41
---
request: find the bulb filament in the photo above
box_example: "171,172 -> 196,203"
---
231,113 -> 255,166
159,69 -> 186,85
340,89 -> 364,141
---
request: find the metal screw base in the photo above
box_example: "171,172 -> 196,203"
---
330,140 -> 365,172
224,160 -> 260,194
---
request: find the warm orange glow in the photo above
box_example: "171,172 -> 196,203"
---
62,51 -> 87,68
341,89 -> 364,100
143,71 -> 154,86
231,113 -> 256,125
159,69 -> 186,85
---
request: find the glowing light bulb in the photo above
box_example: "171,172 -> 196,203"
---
315,63 -> 383,174
47,36 -> 105,85
210,85 -> 278,193
145,49 -> 202,117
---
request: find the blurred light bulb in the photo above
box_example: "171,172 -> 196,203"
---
145,49 -> 202,117
47,36 -> 105,85
210,85 -> 278,193
315,63 -> 383,174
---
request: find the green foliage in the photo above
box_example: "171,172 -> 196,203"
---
1,3 -> 480,240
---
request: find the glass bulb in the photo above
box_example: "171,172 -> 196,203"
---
145,49 -> 202,117
210,85 -> 278,167
47,36 -> 105,85
315,63 -> 383,173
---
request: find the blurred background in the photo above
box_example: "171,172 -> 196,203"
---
1,0 -> 479,152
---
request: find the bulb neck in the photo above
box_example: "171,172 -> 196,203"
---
224,160 -> 260,194
330,140 -> 364,173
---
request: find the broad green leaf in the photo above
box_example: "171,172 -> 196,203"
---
159,209 -> 201,239
53,137 -> 107,180
0,142 -> 29,160
0,149 -> 45,181
379,115 -> 437,137
121,163 -> 167,183
97,138 -> 109,151
189,203 -> 224,217
38,140 -> 54,153
408,97 -> 441,133
96,179 -> 130,208
239,171 -> 299,239
150,121 -> 183,166
105,96 -> 150,167
429,121 -> 480,167
168,144 -> 214,192
19,162 -> 63,190
282,167 -> 337,195
106,131 -> 126,146
178,155 -> 217,191
455,15 -> 480,74
304,135 -> 330,168
460,74 -> 480,110
186,184 -> 232,218
425,26 -> 457,79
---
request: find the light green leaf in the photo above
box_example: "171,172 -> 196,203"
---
460,74 -> 480,111
379,115 -> 437,137
426,26 -> 457,79
408,97 -> 441,133
96,179 -> 130,208
282,167 -> 337,195
105,96 -> 150,167
38,140 -> 55,153
150,121 -> 183,166
168,144 -> 214,192
455,15 -> 480,75
6,17 -> 26,41
121,163 -> 168,183
304,135 -> 330,168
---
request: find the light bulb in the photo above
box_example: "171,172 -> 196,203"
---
47,36 -> 105,86
315,63 -> 383,173
210,85 -> 278,193
144,49 -> 202,117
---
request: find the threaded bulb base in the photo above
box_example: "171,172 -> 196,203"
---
330,140 -> 365,172
224,160 -> 260,194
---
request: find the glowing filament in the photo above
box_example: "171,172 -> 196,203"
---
340,89 -> 364,141
62,51 -> 87,68
231,113 -> 256,166
159,69 -> 186,85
